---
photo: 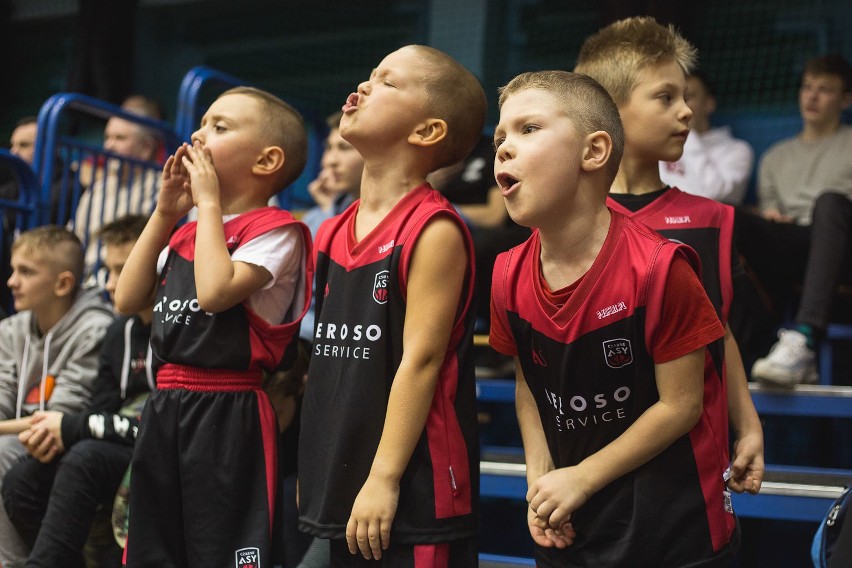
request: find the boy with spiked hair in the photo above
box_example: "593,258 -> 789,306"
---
576,13 -> 764,500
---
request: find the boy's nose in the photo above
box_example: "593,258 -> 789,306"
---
357,80 -> 371,96
495,141 -> 512,162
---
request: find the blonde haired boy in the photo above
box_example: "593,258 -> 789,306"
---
298,45 -> 484,566
115,86 -> 313,566
0,225 -> 113,567
490,69 -> 737,566
577,15 -> 764,496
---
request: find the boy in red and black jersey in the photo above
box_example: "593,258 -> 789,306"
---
490,70 -> 736,567
577,16 -> 764,498
115,87 -> 313,567
299,45 -> 485,567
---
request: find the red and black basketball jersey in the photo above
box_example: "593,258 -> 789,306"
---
299,184 -> 479,543
151,207 -> 313,372
607,187 -> 734,324
490,211 -> 735,566
608,187 -> 736,480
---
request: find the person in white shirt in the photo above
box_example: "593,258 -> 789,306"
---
660,71 -> 754,204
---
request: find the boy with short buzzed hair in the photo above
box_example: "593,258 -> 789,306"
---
490,69 -> 737,566
576,15 -> 764,497
0,225 -> 113,567
298,45 -> 484,566
115,86 -> 313,566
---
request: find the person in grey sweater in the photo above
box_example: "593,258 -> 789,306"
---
0,225 -> 113,568
735,54 -> 852,386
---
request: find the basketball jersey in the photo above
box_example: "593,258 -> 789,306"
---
608,187 -> 735,481
491,211 -> 735,566
299,184 -> 479,543
151,206 -> 312,372
607,187 -> 734,324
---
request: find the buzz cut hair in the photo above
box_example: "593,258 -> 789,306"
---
96,214 -> 148,247
574,16 -> 697,106
498,70 -> 625,185
219,86 -> 309,191
407,45 -> 488,170
12,225 -> 84,285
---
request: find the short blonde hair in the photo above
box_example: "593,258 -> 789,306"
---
12,225 -> 84,285
219,86 -> 308,191
499,71 -> 624,185
575,16 -> 697,106
408,45 -> 487,170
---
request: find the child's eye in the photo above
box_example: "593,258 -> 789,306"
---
493,137 -> 505,151
214,124 -> 227,133
383,81 -> 396,88
658,93 -> 672,104
522,124 -> 539,134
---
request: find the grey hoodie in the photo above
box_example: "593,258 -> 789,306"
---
0,287 -> 114,419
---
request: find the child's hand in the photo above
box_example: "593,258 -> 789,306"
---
158,144 -> 195,219
18,416 -> 63,464
728,431 -> 764,494
182,141 -> 221,209
307,168 -> 336,212
527,504 -> 575,548
527,466 -> 592,531
346,475 -> 399,560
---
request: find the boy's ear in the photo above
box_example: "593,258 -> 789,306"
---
581,131 -> 613,173
54,270 -> 77,299
253,146 -> 286,177
408,118 -> 448,148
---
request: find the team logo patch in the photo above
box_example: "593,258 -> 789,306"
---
603,338 -> 633,368
373,270 -> 390,304
235,547 -> 260,567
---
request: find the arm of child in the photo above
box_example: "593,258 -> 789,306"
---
184,143 -> 273,313
528,347 -> 705,532
345,217 -> 466,561
115,145 -> 195,315
515,362 -> 575,549
723,323 -> 764,494
0,417 -> 32,436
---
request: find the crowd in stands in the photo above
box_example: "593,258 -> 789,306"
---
0,14 -> 849,568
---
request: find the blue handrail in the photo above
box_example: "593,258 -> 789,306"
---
33,92 -> 179,227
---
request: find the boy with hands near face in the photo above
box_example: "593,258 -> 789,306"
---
115,87 -> 313,567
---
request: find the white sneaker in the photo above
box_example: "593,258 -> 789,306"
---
751,329 -> 818,387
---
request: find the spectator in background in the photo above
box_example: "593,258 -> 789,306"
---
1,117 -> 39,315
299,111 -> 363,347
8,118 -> 36,165
0,225 -> 113,568
737,54 -> 852,386
73,95 -> 163,278
660,71 -> 754,204
2,215 -> 152,568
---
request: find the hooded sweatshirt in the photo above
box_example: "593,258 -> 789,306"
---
60,314 -> 155,447
0,286 -> 114,419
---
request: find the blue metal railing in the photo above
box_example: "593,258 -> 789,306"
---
32,93 -> 179,279
0,150 -> 41,314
